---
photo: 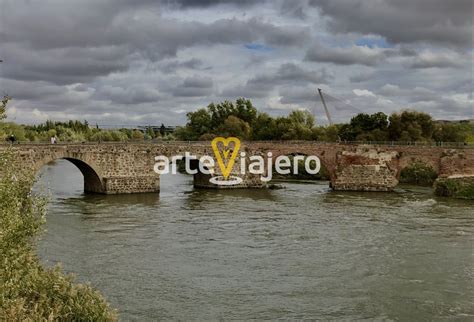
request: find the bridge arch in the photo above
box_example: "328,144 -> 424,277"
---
35,154 -> 105,194
62,158 -> 104,193
396,155 -> 441,179
268,149 -> 335,183
396,156 -> 440,186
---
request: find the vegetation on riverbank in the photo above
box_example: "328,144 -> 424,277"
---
0,151 -> 117,320
0,99 -> 117,320
434,177 -> 474,200
399,161 -> 438,185
1,96 -> 473,144
0,119 -> 177,143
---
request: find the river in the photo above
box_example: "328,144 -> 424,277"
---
35,160 -> 473,320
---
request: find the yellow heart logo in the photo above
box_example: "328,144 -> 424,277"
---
211,137 -> 241,179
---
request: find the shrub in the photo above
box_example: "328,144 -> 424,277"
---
434,177 -> 474,200
399,161 -> 438,185
131,130 -> 144,140
0,151 -> 117,320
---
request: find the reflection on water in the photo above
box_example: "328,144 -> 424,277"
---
35,160 -> 474,320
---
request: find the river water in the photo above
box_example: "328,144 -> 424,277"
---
35,160 -> 473,320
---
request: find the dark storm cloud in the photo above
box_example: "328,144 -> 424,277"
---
95,85 -> 162,105
378,84 -> 438,102
0,79 -> 67,101
221,63 -> 331,99
310,0 -> 473,48
171,75 -> 214,97
158,58 -> 206,73
1,2 -> 308,51
0,0 -> 471,124
167,0 -> 257,7
182,75 -> 213,88
221,81 -> 273,99
349,71 -> 375,83
305,44 -> 386,66
278,86 -> 318,105
1,0 -> 309,86
276,63 -> 333,84
1,44 -> 130,85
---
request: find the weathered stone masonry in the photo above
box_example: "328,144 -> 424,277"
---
1,142 -> 473,194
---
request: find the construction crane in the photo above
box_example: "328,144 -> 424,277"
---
317,88 -> 333,125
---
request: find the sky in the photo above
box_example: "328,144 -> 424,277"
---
0,0 -> 472,126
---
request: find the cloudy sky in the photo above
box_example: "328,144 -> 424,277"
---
0,0 -> 472,126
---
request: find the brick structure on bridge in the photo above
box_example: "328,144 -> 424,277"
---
2,142 -> 473,194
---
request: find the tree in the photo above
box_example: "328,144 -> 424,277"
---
288,110 -> 315,128
131,130 -> 144,140
433,123 -> 474,143
252,112 -> 277,140
186,108 -> 213,139
286,110 -> 314,140
217,115 -> 251,139
146,127 -> 156,139
339,112 -> 389,141
388,111 -> 435,142
180,99 -> 259,140
234,98 -> 258,125
0,95 -> 9,120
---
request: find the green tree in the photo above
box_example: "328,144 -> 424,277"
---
186,108 -> 213,139
217,115 -> 251,139
234,98 -> 258,125
433,123 -> 474,143
339,112 -> 389,141
388,111 -> 435,142
285,110 -> 315,140
252,112 -> 277,140
0,95 -> 10,120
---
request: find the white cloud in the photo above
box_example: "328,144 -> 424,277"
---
353,89 -> 376,97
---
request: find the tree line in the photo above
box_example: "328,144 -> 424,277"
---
1,97 -> 473,143
174,98 -> 474,143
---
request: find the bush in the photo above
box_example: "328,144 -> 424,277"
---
0,151 -> 117,320
434,177 -> 474,200
131,130 -> 144,140
399,161 -> 438,185
0,122 -> 27,142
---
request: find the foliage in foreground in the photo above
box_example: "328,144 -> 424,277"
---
0,151 -> 117,321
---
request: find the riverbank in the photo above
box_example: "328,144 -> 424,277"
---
0,153 -> 117,320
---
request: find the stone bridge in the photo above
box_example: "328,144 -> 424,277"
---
2,142 -> 473,194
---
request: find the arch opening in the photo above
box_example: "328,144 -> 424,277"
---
62,158 -> 104,193
270,152 -> 332,183
397,160 -> 439,187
